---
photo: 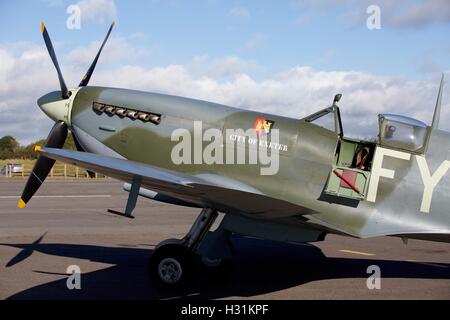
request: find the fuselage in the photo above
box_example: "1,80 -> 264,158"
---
44,86 -> 450,241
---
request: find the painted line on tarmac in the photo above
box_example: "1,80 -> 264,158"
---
0,195 -> 112,199
338,249 -> 376,256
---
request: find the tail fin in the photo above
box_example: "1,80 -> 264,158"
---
431,73 -> 445,129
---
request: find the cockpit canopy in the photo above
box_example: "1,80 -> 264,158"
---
378,114 -> 429,154
303,106 -> 431,154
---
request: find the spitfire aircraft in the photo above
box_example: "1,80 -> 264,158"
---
18,22 -> 449,288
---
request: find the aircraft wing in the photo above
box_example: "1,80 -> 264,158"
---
35,147 -> 314,216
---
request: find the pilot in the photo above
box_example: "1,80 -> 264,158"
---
353,146 -> 370,170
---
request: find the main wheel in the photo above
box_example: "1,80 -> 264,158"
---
149,243 -> 192,289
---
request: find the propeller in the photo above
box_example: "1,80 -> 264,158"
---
79,21 -> 115,87
18,122 -> 68,208
72,134 -> 96,178
41,22 -> 69,99
18,21 -> 115,208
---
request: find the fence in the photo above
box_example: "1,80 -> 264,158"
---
1,161 -> 107,179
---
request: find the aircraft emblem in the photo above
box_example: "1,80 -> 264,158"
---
254,118 -> 275,136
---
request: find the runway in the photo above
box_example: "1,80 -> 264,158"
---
0,179 -> 449,300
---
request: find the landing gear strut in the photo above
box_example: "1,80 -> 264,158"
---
149,208 -> 232,288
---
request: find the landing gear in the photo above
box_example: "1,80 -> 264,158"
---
149,208 -> 233,289
149,241 -> 191,288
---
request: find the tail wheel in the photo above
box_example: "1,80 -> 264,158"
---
196,239 -> 235,280
201,256 -> 224,267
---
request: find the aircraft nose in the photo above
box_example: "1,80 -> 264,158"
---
37,91 -> 70,123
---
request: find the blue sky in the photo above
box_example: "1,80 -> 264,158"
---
1,0 -> 449,77
0,0 -> 449,144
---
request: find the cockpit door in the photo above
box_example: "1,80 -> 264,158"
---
304,107 -> 375,202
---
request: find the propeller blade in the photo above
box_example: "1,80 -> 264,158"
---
41,22 -> 70,99
72,133 -> 96,178
72,132 -> 84,152
79,21 -> 115,87
18,121 -> 68,208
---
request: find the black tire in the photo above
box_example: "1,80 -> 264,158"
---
198,255 -> 234,271
196,239 -> 235,281
149,244 -> 192,289
195,255 -> 234,284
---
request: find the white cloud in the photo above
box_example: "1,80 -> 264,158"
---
76,0 -> 117,24
129,32 -> 147,41
190,55 -> 259,78
391,0 -> 450,28
0,45 -> 59,145
228,6 -> 250,19
66,36 -> 150,70
295,0 -> 450,29
0,42 -> 449,145
84,64 -> 450,140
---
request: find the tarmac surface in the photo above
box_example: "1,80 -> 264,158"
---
0,179 -> 449,300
